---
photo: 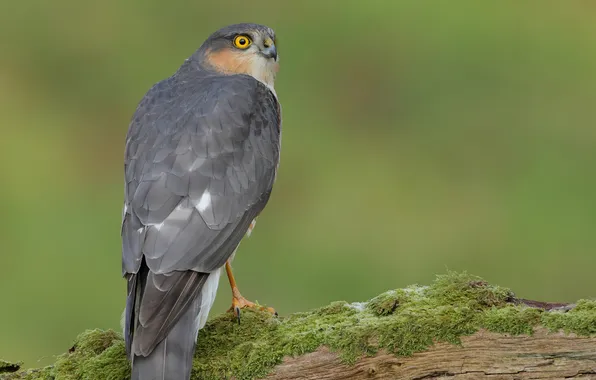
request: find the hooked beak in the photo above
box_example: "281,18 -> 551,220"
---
261,40 -> 277,61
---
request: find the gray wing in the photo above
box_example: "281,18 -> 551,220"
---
121,73 -> 281,356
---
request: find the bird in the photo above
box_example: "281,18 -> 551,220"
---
120,23 -> 281,380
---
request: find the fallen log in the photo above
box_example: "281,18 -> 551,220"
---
2,272 -> 595,379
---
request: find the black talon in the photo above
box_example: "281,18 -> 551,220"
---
235,306 -> 241,324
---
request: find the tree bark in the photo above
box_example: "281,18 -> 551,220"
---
267,328 -> 596,379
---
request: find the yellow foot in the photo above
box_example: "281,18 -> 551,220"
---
228,288 -> 277,324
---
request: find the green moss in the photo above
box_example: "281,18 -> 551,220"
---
0,329 -> 130,380
542,299 -> 596,336
51,329 -> 130,380
427,271 -> 515,308
192,309 -> 284,380
0,368 -> 51,380
3,272 -> 595,380
367,290 -> 401,316
483,306 -> 542,335
0,360 -> 22,374
0,361 -> 52,380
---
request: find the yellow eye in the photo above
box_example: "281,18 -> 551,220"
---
233,35 -> 252,49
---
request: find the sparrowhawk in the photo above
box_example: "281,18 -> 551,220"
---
121,23 -> 281,380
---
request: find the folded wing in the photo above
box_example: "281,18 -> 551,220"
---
121,73 -> 281,357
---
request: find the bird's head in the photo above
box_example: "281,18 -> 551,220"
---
197,23 -> 279,90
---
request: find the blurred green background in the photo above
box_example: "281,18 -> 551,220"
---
1,0 -> 595,369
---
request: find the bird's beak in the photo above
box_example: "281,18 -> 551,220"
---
262,39 -> 277,61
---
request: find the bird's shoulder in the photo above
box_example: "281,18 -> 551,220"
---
126,71 -> 278,143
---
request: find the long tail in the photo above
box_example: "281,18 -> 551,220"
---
131,296 -> 201,380
125,263 -> 222,380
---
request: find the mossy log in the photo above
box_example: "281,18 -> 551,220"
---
2,272 -> 595,379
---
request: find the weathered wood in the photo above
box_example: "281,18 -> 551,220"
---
2,273 -> 595,380
267,328 -> 596,379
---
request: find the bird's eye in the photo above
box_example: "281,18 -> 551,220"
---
233,35 -> 252,49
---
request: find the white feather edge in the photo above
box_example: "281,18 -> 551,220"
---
195,267 -> 222,335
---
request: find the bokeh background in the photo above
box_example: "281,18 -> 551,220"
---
1,0 -> 595,369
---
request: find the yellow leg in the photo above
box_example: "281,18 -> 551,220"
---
225,260 -> 276,323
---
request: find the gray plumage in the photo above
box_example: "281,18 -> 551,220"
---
121,23 -> 281,380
